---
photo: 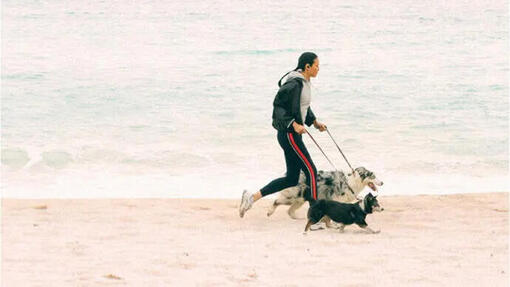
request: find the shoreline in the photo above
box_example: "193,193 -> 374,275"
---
2,190 -> 509,200
2,192 -> 509,286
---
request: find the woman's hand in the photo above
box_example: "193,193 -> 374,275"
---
292,122 -> 307,134
313,121 -> 327,132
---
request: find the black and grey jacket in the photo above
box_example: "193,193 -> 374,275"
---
272,77 -> 316,132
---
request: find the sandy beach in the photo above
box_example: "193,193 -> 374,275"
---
2,193 -> 508,286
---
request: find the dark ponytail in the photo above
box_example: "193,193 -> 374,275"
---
277,70 -> 295,87
278,52 -> 318,87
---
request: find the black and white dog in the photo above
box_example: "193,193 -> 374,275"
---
304,193 -> 383,234
267,167 -> 384,219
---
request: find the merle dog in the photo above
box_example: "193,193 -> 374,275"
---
267,167 -> 384,219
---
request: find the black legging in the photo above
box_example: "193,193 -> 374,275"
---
260,130 -> 318,201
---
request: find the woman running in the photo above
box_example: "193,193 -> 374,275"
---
240,52 -> 327,218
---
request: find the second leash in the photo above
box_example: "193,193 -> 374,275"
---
326,129 -> 355,175
305,130 -> 338,171
305,129 -> 357,197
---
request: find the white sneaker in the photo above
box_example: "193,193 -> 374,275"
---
239,190 -> 253,218
309,222 -> 325,231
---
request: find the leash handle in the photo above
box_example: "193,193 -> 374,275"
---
326,129 -> 356,175
305,130 -> 337,171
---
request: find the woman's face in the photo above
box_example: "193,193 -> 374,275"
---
307,58 -> 320,78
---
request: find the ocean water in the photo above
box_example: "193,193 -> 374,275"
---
1,0 -> 508,198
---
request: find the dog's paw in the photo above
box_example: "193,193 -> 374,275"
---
289,214 -> 304,220
327,222 -> 341,229
267,208 -> 278,217
373,230 -> 381,234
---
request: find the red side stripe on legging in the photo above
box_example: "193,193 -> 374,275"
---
287,133 -> 317,200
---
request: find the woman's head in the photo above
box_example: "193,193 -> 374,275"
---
296,52 -> 319,78
278,52 -> 319,86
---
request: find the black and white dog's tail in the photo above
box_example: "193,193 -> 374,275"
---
304,200 -> 327,232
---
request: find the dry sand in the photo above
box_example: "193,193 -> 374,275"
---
2,193 -> 508,286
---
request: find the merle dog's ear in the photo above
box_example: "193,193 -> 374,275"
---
356,167 -> 371,180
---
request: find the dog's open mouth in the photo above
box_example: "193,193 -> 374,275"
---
368,182 -> 377,191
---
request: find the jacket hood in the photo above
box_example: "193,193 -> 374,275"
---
284,70 -> 307,83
